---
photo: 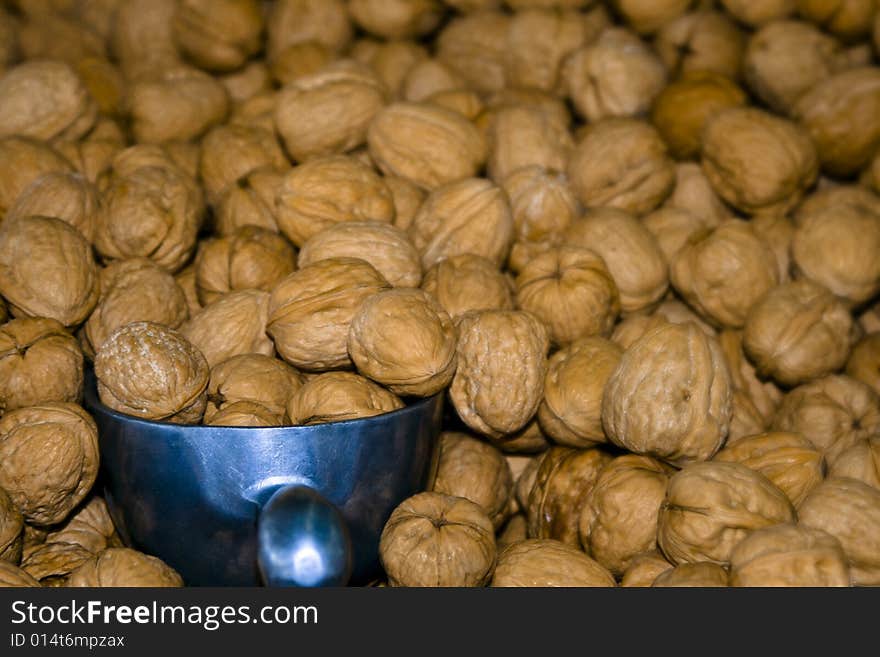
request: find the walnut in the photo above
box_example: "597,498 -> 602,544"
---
94,322 -> 209,424
772,375 -> 880,467
221,61 -> 272,104
658,462 -> 795,565
653,298 -> 718,336
652,562 -> 729,587
266,0 -> 352,60
401,59 -> 464,103
0,403 -> 99,526
650,72 -> 747,161
491,539 -> 615,587
181,290 -> 273,369
611,0 -> 694,34
421,254 -> 513,321
486,106 -> 574,184
199,125 -> 287,206
172,0 -> 263,72
0,137 -> 74,219
620,550 -> 673,587
671,220 -> 780,329
275,155 -> 394,247
714,432 -> 824,507
174,265 -> 202,318
358,41 -> 428,99
482,88 -> 573,133
487,417 -> 552,454
643,208 -> 710,267
654,10 -> 745,80
721,0 -> 796,26
451,310 -> 549,438
563,28 -> 666,123
205,401 -> 284,427
6,172 -> 97,243
368,102 -> 486,191
270,42 -> 334,87
496,514 -> 527,549
0,486 -> 22,564
526,446 -> 611,546
127,65 -> 229,144
603,322 -> 732,466
729,523 -> 850,587
386,176 -> 426,232
95,165 -> 204,274
794,184 -> 880,223
792,201 -> 880,306
828,438 -> 880,490
751,213 -> 795,283
581,455 -> 671,576
111,0 -> 182,80
0,215 -> 98,327
792,68 -> 880,177
195,227 -> 296,306
567,119 -> 675,216
215,166 -> 286,236
701,108 -> 818,216
0,562 -> 39,587
501,166 -> 579,245
718,330 -> 783,433
663,162 -> 732,228
287,371 -> 402,424
85,258 -> 189,356
21,541 -> 95,586
267,258 -> 390,371
228,90 -> 278,134
0,318 -> 83,412
0,60 -> 96,142
516,247 -> 619,346
45,496 -> 121,555
67,547 -> 184,587
349,0 -> 443,39
847,333 -> 880,396
743,280 -> 855,387
797,0 -> 875,42
432,432 -> 513,529
565,209 -> 668,315
204,353 -> 301,423
409,178 -> 513,269
436,11 -> 510,94
298,222 -> 420,288
798,477 -> 880,585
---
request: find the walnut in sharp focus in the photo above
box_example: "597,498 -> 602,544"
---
658,461 -> 795,566
602,322 -> 732,466
172,0 -> 264,72
0,403 -> 99,527
205,401 -> 284,427
828,438 -> 880,490
205,353 -> 301,422
652,562 -> 729,587
94,321 -> 209,424
6,172 -> 98,244
21,542 -> 95,587
451,310 -> 549,439
379,491 -> 496,587
286,372 -> 403,425
67,547 -> 184,587
491,539 -> 615,587
420,254 -> 513,321
0,562 -> 39,587
0,486 -> 23,564
45,496 -> 121,555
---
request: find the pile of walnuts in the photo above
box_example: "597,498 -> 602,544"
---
1,0 -> 880,588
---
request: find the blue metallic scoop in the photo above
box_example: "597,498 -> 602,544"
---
83,371 -> 442,586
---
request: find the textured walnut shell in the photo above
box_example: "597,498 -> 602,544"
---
0,138 -> 74,216
491,538 -> 615,587
67,547 -> 184,587
95,322 -> 209,424
792,68 -> 880,177
172,0 -> 263,72
349,0 -> 443,39
45,496 -> 121,555
721,0 -> 796,26
663,162 -> 732,228
650,72 -> 748,161
798,477 -> 880,585
0,318 -> 83,411
654,10 -> 745,80
701,108 -> 818,216
0,215 -> 98,327
266,0 -> 352,60
567,118 -> 675,216
714,431 -> 824,507
797,0 -> 875,42
792,202 -> 880,306
0,562 -> 39,587
672,220 -> 780,329
21,542 -> 94,586
620,550 -> 673,587
526,446 -> 611,546
85,258 -> 189,356
0,486 -> 22,564
501,166 -> 578,244
348,288 -> 457,397
95,166 -> 204,274
719,330 -> 783,433
199,125 -> 287,206
0,60 -> 96,142
486,105 -> 573,184
275,155 -> 394,247
205,353 -> 301,422
215,166 -> 286,236
379,491 -> 496,587
421,254 -> 513,321
743,280 -> 855,387
181,290 -> 273,369
267,258 -> 391,371
539,337 -> 622,448
386,176 -> 426,232
563,28 -> 667,123
298,222 -> 420,288
652,562 -> 729,587
828,438 -> 880,490
581,455 -> 670,576
367,102 -> 487,191
432,432 -> 513,529
436,11 -> 510,94
515,246 -> 619,346
487,417 -> 552,455
658,461 -> 795,565
6,172 -> 98,244
0,403 -> 99,527
408,178 -> 513,269
451,310 -> 549,438
602,322 -> 732,466
195,227 -> 296,306
729,523 -> 850,587
772,375 -> 880,467
205,401 -> 284,427
287,371 -> 403,425
643,208 -> 711,267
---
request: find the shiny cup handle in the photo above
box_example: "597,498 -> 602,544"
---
257,485 -> 353,587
